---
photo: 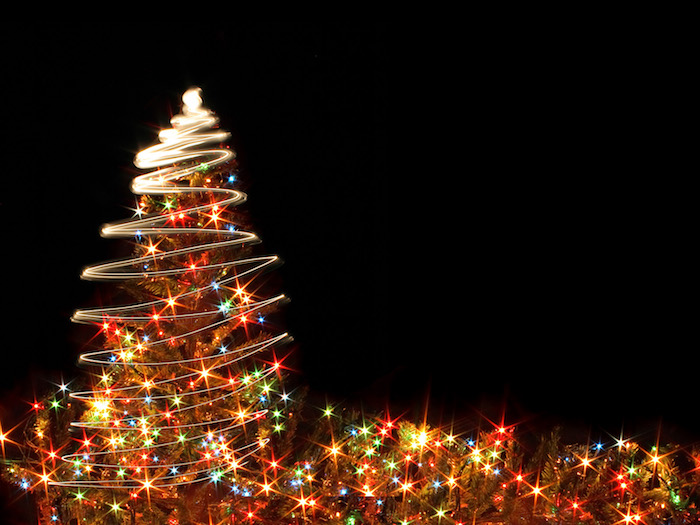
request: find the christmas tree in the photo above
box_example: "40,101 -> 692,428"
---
2,88 -> 699,524
6,87 -> 294,523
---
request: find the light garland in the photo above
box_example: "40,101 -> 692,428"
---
51,88 -> 290,490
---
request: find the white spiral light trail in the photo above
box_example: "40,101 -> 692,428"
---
53,88 -> 290,491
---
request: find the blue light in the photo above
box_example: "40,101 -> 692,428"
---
212,281 -> 220,291
228,174 -> 236,183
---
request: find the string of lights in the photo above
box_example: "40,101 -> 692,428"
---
50,88 -> 290,491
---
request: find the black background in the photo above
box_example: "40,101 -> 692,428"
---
0,13 -> 696,462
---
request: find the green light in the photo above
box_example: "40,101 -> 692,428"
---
670,489 -> 681,507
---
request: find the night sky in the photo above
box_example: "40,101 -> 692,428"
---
0,16 -> 695,453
